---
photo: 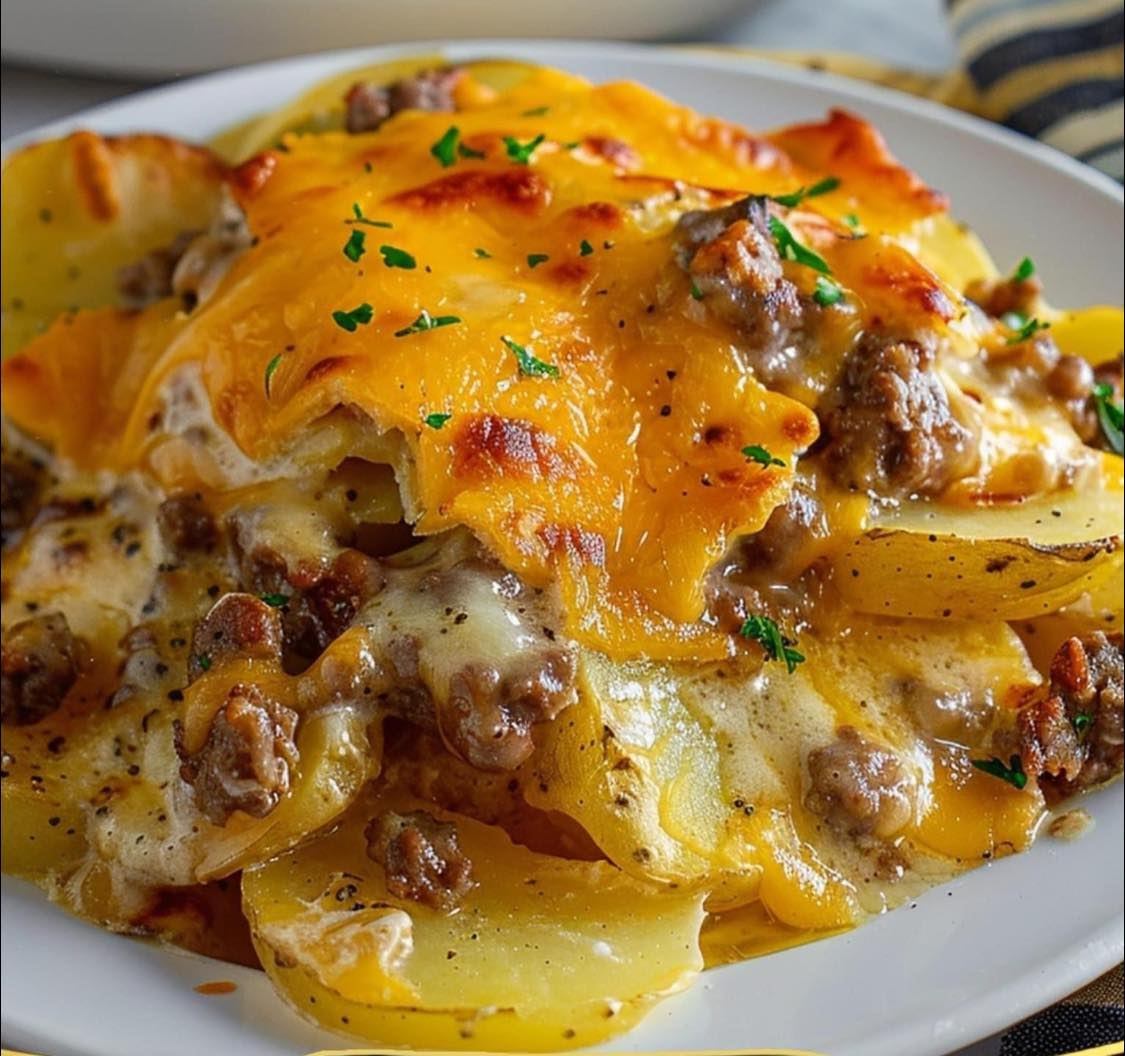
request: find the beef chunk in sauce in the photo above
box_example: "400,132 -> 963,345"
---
998,632 -> 1124,799
674,195 -> 806,386
188,593 -> 284,683
365,809 -> 474,910
1056,353 -> 1123,451
805,726 -> 916,839
1,612 -> 79,726
370,547 -> 579,772
437,647 -> 577,772
116,189 -> 251,310
229,509 -> 576,770
345,67 -> 462,134
237,543 -> 385,660
158,492 -> 218,553
965,273 -> 1043,320
116,231 -> 198,308
1,449 -> 45,548
821,334 -> 979,497
175,683 -> 299,826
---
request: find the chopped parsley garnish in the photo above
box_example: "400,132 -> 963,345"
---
739,614 -> 805,674
843,212 -> 862,229
768,216 -> 830,274
690,280 -> 704,301
527,253 -> 550,268
430,125 -> 461,167
458,141 -> 486,160
260,593 -> 289,608
263,353 -> 282,397
1013,256 -> 1036,281
521,105 -> 550,117
1073,712 -> 1093,734
423,412 -> 453,429
348,202 -> 392,228
504,133 -> 546,164
195,654 -> 212,672
742,444 -> 786,468
379,244 -> 417,270
1006,316 -> 1050,345
579,239 -> 594,257
332,302 -> 375,332
342,228 -> 366,262
394,309 -> 461,337
971,754 -> 1028,790
813,275 -> 844,307
474,247 -> 492,259
502,335 -> 559,378
1093,381 -> 1124,454
771,175 -> 840,208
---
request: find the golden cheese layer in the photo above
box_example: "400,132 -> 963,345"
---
1,65 -> 1004,661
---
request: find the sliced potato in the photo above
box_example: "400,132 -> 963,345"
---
2,132 -> 227,355
834,469 -> 1124,621
523,650 -> 745,896
242,790 -> 705,1051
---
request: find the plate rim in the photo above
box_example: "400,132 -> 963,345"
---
1,35 -> 1124,210
1,37 -> 1122,1056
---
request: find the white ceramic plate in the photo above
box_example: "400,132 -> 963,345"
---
2,40 -> 1122,1056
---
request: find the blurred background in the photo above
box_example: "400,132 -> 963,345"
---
0,0 -> 956,139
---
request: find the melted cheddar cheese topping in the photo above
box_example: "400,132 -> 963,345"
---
1,66 -> 990,660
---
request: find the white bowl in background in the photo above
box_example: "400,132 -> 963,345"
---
0,0 -> 750,78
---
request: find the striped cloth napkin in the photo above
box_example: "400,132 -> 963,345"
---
948,0 -> 1123,181
718,0 -> 1123,181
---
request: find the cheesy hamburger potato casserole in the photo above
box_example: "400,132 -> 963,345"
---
1,57 -> 1123,1049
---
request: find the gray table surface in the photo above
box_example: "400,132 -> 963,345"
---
0,3 -> 1013,1053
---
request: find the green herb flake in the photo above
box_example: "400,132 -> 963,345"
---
971,754 -> 1028,790
742,444 -> 786,468
813,275 -> 844,307
342,228 -> 366,263
771,176 -> 840,209
1073,712 -> 1093,734
423,412 -> 453,430
843,212 -> 862,229
195,654 -> 212,672
394,309 -> 462,337
1006,316 -> 1050,345
768,216 -> 830,274
1093,381 -> 1124,455
521,105 -> 550,117
690,281 -> 704,301
579,239 -> 594,257
263,353 -> 283,397
260,593 -> 289,608
332,302 -> 375,332
527,253 -> 550,269
430,125 -> 461,168
1013,256 -> 1036,282
739,614 -> 805,674
348,202 -> 392,228
458,141 -> 486,160
474,247 -> 492,259
503,133 -> 546,165
379,244 -> 417,270
502,335 -> 559,378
